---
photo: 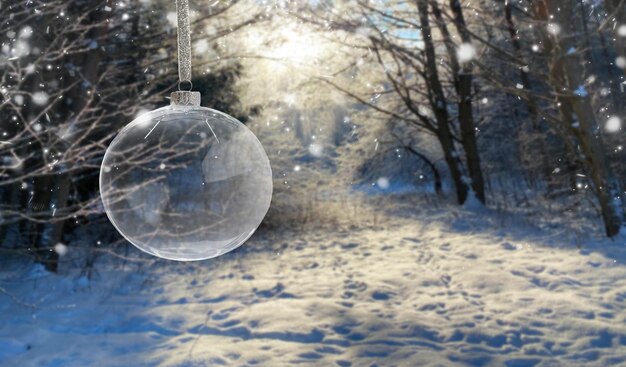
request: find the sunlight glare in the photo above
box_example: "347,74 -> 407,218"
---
266,24 -> 323,64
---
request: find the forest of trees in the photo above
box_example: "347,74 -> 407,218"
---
0,0 -> 624,271
296,0 -> 625,235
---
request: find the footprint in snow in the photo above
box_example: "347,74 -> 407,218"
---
340,243 -> 359,250
253,283 -> 296,299
372,290 -> 394,301
501,242 -> 519,250
344,279 -> 367,291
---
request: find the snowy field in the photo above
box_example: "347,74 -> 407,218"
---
1,198 -> 626,367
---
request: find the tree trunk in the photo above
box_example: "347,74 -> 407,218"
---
536,0 -> 623,236
49,173 -> 71,267
431,2 -> 484,204
577,0 -> 594,67
592,9 -> 624,110
503,1 -> 566,191
430,0 -> 486,203
30,174 -> 59,272
457,73 -> 485,203
604,0 -> 626,78
448,0 -> 486,203
417,0 -> 469,204
503,1 -> 535,109
37,2 -> 113,271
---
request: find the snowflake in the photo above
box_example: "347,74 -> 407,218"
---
605,116 -> 621,133
308,143 -> 323,157
54,243 -> 68,256
32,92 -> 49,106
547,23 -> 561,36
457,43 -> 476,63
376,177 -> 390,189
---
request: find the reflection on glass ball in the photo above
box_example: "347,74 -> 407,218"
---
100,105 -> 272,261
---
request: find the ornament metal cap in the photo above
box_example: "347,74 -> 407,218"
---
171,91 -> 201,106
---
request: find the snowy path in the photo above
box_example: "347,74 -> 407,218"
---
1,205 -> 626,366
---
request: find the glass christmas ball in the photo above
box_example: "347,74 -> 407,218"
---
100,92 -> 272,261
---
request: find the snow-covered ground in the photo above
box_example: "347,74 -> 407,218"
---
1,197 -> 626,367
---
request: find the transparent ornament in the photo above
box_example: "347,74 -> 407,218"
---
100,92 -> 273,261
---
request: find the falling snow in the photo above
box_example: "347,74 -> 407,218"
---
1,1 -> 625,366
31,92 -> 49,106
376,177 -> 390,189
53,243 -> 68,256
308,143 -> 323,157
605,116 -> 622,133
456,43 -> 476,63
546,23 -> 561,35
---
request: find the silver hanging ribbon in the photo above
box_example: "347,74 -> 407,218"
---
176,0 -> 192,88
